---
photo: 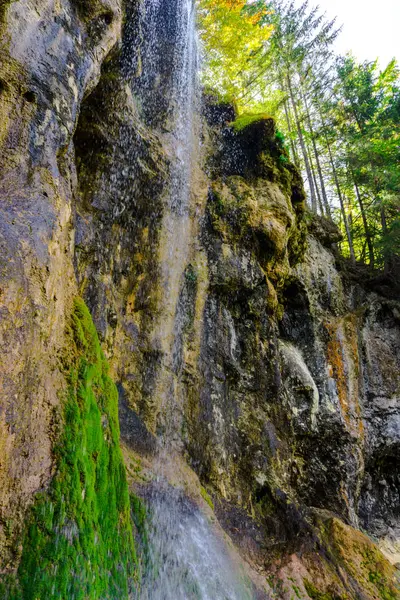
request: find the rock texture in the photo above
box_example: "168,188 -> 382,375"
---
0,0 -> 122,574
0,0 -> 399,598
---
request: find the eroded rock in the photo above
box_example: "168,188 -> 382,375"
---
0,2 -> 398,598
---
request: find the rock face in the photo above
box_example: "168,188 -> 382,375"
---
0,0 -> 121,569
0,1 -> 399,598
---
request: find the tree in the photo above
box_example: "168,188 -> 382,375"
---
330,56 -> 400,270
198,0 -> 273,104
261,0 -> 340,210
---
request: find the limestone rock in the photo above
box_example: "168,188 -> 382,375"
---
0,1 -> 398,598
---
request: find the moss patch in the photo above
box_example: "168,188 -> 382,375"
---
314,514 -> 400,600
0,0 -> 14,26
231,112 -> 272,132
1,298 -> 139,599
304,579 -> 344,600
200,486 -> 214,511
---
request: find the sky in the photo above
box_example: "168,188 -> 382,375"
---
297,0 -> 400,67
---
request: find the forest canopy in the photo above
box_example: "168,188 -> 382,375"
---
199,0 -> 400,275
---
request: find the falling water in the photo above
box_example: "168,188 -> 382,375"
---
130,0 -> 201,438
122,0 -> 257,597
136,486 -> 255,600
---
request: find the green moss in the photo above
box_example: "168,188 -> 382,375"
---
368,571 -> 398,600
130,494 -> 150,576
362,547 -> 399,600
304,580 -> 343,600
1,298 -> 139,599
291,583 -> 302,598
185,264 -> 198,284
231,112 -> 271,132
200,486 -> 214,511
313,514 -> 400,600
0,575 -> 20,600
0,0 -> 13,24
72,0 -> 112,21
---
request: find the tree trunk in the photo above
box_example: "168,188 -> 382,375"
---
308,140 -> 325,216
301,85 -> 332,218
283,98 -> 300,167
380,203 -> 391,274
354,181 -> 375,268
325,136 -> 356,263
286,75 -> 317,212
314,96 -> 356,260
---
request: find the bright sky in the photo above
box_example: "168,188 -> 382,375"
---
298,0 -> 400,67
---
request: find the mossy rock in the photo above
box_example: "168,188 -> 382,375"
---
311,512 -> 400,600
200,486 -> 214,511
0,299 -> 140,599
71,0 -> 115,22
307,212 -> 343,247
304,579 -> 344,600
231,112 -> 274,134
207,176 -> 304,286
0,0 -> 13,25
202,90 -> 237,126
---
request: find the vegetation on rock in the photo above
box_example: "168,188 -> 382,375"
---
1,1 -> 399,599
200,0 -> 400,276
0,299 -> 139,600
312,514 -> 400,600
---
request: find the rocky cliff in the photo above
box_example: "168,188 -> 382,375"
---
0,0 -> 399,599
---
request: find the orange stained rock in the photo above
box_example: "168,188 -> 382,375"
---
325,314 -> 364,437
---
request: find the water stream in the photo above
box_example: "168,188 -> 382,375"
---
124,1 -> 257,597
133,0 -> 200,440
136,486 -> 255,600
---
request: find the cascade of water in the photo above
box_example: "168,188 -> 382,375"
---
122,1 -> 258,597
136,486 -> 255,600
129,0 -> 200,442
154,0 -> 199,413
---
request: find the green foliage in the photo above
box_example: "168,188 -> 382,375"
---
330,56 -> 400,271
303,580 -> 343,600
201,0 -> 399,274
255,1 -> 399,274
231,112 -> 271,131
275,128 -> 290,162
198,0 -> 273,108
1,298 -> 139,600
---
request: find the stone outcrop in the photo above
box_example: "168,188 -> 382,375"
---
0,0 -> 399,598
0,0 -> 121,568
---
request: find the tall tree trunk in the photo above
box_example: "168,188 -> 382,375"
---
380,203 -> 391,274
301,85 -> 331,218
324,135 -> 356,263
286,75 -> 317,212
283,98 -> 300,167
307,140 -> 325,215
314,97 -> 356,257
354,181 -> 375,268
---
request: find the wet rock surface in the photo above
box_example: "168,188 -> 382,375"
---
0,1 -> 399,597
0,0 -> 122,566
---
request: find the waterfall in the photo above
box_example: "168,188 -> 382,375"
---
122,1 -> 258,597
128,0 -> 201,441
136,486 -> 255,600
